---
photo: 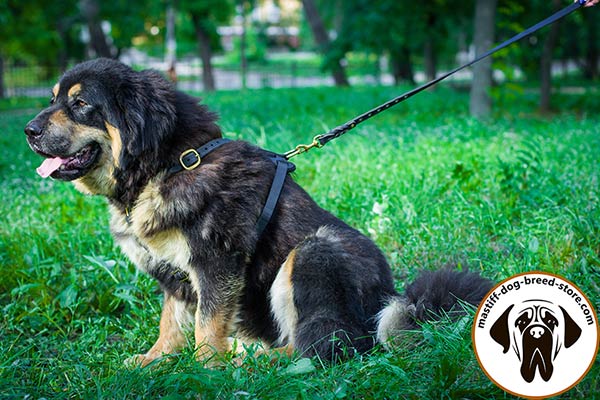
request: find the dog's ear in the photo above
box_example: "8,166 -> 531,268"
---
111,70 -> 177,163
490,304 -> 514,353
559,306 -> 582,348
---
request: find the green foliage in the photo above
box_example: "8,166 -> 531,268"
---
494,1 -> 600,82
0,0 -> 78,64
232,23 -> 268,63
100,0 -> 164,53
0,0 -> 159,65
179,0 -> 236,50
311,0 -> 475,75
1,85 -> 599,397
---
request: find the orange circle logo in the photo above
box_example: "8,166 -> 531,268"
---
472,272 -> 599,399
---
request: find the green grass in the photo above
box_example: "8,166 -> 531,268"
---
1,85 -> 599,398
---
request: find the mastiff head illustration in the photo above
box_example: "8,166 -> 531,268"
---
490,300 -> 582,382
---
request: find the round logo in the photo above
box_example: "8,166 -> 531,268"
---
472,272 -> 599,399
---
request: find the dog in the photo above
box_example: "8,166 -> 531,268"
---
490,300 -> 582,382
25,58 -> 493,366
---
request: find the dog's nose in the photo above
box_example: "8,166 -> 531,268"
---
530,326 -> 544,339
24,121 -> 43,137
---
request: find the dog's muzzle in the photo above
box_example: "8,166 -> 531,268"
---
520,323 -> 554,382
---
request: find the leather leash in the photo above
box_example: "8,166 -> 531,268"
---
284,0 -> 589,159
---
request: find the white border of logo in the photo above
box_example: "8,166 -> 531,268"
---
472,271 -> 599,399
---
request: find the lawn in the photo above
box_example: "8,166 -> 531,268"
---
1,84 -> 599,399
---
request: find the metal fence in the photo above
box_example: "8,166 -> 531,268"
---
1,59 -> 393,97
2,65 -> 59,97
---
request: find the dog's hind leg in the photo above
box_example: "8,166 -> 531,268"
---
126,293 -> 194,367
270,231 -> 375,362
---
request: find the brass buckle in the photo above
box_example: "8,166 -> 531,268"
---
180,149 -> 201,170
284,134 -> 324,159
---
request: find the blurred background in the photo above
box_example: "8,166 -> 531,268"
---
0,0 -> 598,115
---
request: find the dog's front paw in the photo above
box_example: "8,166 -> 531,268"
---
124,352 -> 164,368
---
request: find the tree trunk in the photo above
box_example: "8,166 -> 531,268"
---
540,0 -> 561,113
191,13 -> 216,92
469,0 -> 497,118
423,12 -> 437,81
240,1 -> 248,89
423,38 -> 436,81
80,0 -> 113,58
301,0 -> 349,86
390,45 -> 414,84
583,12 -> 598,80
57,20 -> 69,72
0,55 -> 5,99
165,0 -> 177,83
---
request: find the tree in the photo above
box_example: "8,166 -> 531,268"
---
301,0 -> 349,86
0,55 -> 4,98
420,0 -> 470,81
497,0 -> 586,113
166,0 -> 178,82
581,10 -> 598,79
181,0 -> 234,92
539,0 -> 562,112
470,0 -> 498,118
338,0 -> 421,85
80,0 -> 114,58
0,0 -> 79,97
191,13 -> 216,91
103,0 -> 162,58
318,0 -> 474,87
423,10 -> 438,81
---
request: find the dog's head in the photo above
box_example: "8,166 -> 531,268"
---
24,58 -> 184,196
490,300 -> 582,382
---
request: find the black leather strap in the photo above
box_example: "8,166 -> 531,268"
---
314,1 -> 585,148
168,138 -> 231,175
255,156 -> 295,238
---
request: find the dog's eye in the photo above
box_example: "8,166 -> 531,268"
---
49,97 -> 55,105
76,99 -> 88,108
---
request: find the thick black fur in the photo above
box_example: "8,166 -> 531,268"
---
404,269 -> 494,328
25,58 -> 493,362
291,230 -> 394,359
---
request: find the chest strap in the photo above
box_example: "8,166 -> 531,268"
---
256,155 -> 295,238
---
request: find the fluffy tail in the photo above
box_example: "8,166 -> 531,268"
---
376,269 -> 493,344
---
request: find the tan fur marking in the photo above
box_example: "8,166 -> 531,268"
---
270,249 -> 298,346
49,109 -> 70,126
105,121 -> 122,167
283,249 -> 295,282
228,336 -> 264,353
71,125 -> 116,196
130,177 -> 192,263
127,294 -> 189,367
265,345 -> 295,358
72,162 -> 116,196
143,228 -> 191,271
195,310 -> 231,361
68,83 -> 82,98
130,177 -> 164,234
69,122 -> 117,196
52,83 -> 59,98
234,344 -> 295,366
127,177 -> 194,278
251,344 -> 295,359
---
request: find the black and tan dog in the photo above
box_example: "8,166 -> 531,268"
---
490,300 -> 582,382
25,58 -> 492,366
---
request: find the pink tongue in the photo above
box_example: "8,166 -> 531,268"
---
36,157 -> 66,178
